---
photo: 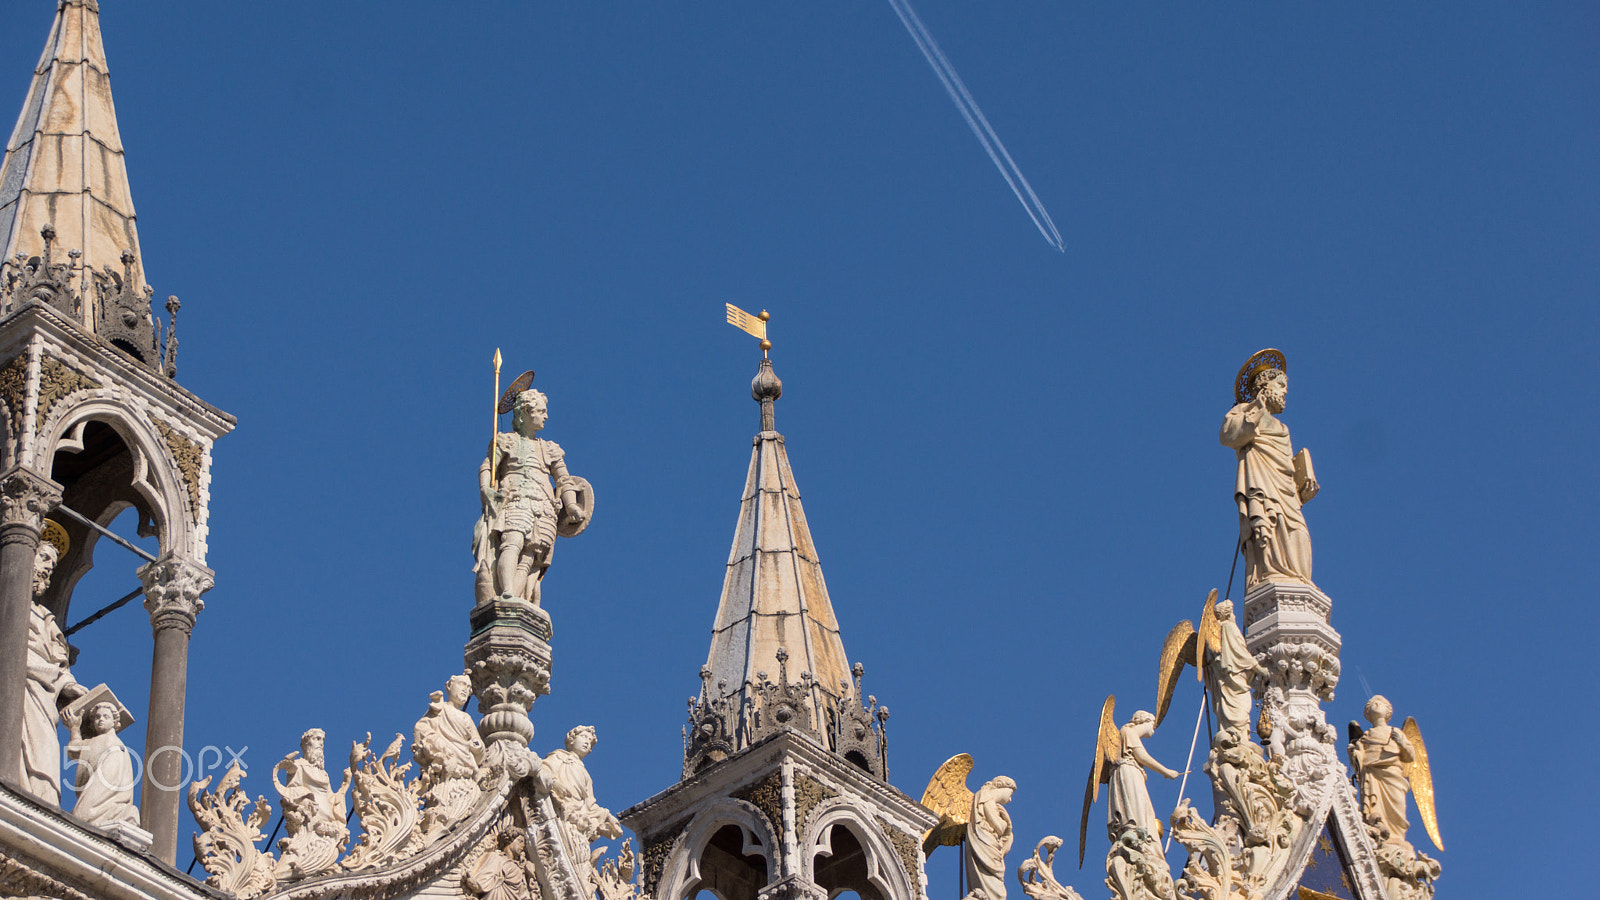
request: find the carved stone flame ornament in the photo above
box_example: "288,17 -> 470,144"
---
341,732 -> 424,870
187,760 -> 277,899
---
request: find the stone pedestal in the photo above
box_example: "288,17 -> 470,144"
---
464,598 -> 552,749
104,820 -> 154,853
1244,579 -> 1342,791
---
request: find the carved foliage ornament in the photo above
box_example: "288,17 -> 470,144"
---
342,732 -> 425,871
733,774 -> 784,836
0,856 -> 96,900
874,816 -> 922,898
1016,837 -> 1086,900
0,353 -> 28,434
187,759 -> 277,899
139,556 -> 213,632
793,773 -> 837,839
37,357 -> 99,432
640,818 -> 689,896
595,840 -> 644,900
148,414 -> 202,517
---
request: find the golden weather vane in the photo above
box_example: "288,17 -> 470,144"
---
725,303 -> 771,356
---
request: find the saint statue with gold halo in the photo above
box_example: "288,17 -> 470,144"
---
1219,349 -> 1318,588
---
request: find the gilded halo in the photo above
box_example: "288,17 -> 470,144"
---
41,518 -> 69,558
1234,348 -> 1287,406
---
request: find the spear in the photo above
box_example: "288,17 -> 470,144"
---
492,348 -> 503,474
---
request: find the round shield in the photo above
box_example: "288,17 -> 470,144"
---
557,476 -> 594,537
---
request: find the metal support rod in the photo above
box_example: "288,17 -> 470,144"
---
1167,692 -> 1208,853
52,503 -> 158,563
65,585 -> 144,636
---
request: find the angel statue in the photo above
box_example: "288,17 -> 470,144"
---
475,383 -> 593,606
1348,696 -> 1442,899
1155,590 -> 1269,738
1080,698 -> 1179,900
1220,349 -> 1318,588
1347,696 -> 1442,850
921,755 -> 1018,900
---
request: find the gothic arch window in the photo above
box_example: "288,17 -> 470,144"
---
38,401 -> 194,621
662,801 -> 777,900
803,803 -> 914,900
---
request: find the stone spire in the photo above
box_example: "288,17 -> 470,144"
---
627,361 -> 922,900
0,1 -> 143,286
685,358 -> 888,778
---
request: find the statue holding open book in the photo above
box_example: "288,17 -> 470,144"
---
1220,349 -> 1319,588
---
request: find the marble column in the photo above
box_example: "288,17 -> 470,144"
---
0,467 -> 61,789
137,555 -> 212,863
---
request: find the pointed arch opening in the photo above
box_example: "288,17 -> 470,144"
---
804,803 -> 915,900
812,824 -> 884,900
42,412 -> 171,625
683,824 -> 769,900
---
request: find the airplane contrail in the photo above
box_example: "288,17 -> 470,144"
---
884,0 -> 1064,252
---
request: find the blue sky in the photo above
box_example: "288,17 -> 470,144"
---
6,2 -> 1594,895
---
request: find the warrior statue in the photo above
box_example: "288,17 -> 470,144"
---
475,388 -> 592,606
1219,349 -> 1318,588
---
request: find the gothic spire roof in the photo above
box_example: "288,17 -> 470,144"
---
0,0 -> 144,286
685,358 -> 889,779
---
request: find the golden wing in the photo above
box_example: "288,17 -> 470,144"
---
1195,589 -> 1221,679
919,753 -> 975,854
1156,620 -> 1197,727
1401,717 -> 1443,851
1079,695 -> 1119,868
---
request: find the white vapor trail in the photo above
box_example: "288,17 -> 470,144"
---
884,0 -> 1064,252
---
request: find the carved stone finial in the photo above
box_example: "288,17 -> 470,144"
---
91,248 -> 164,369
683,665 -> 737,777
162,295 -> 180,378
0,226 -> 81,316
751,359 -> 782,432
